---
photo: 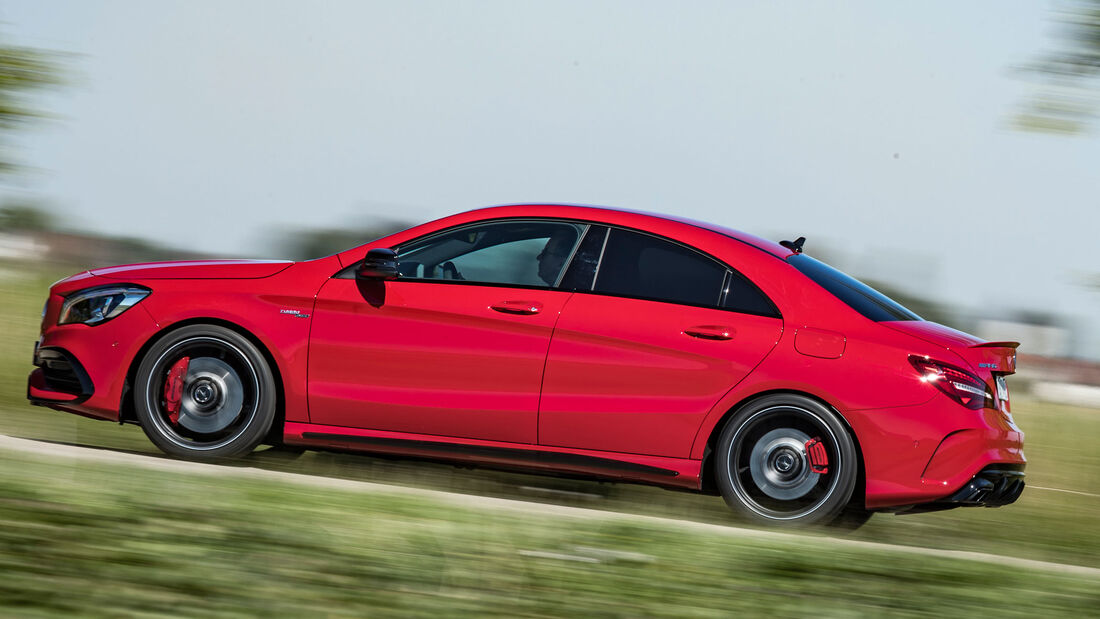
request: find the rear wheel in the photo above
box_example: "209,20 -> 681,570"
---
134,325 -> 276,460
715,394 -> 858,527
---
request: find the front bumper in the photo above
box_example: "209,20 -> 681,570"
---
27,289 -> 160,422
27,347 -> 94,405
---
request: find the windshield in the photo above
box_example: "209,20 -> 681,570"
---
787,254 -> 922,322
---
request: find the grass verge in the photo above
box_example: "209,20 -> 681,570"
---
1,447 -> 1097,617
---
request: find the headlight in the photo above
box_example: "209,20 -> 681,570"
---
58,285 -> 151,326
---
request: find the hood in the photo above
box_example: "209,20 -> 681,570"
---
90,259 -> 293,280
883,320 -> 1019,375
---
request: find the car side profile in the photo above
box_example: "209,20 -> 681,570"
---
27,204 -> 1026,527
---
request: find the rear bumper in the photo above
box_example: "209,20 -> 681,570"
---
896,465 -> 1025,514
943,466 -> 1025,506
849,397 -> 1025,510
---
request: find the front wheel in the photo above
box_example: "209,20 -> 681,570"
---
715,394 -> 859,527
134,325 -> 277,460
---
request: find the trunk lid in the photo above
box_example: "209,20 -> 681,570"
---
882,321 -> 1018,375
884,320 -> 1019,416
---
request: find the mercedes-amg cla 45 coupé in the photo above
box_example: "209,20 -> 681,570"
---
27,204 -> 1026,527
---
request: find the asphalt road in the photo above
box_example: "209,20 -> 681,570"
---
2,433 -> 1097,580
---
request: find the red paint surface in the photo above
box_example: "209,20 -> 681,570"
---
28,204 -> 1026,510
308,279 -> 572,443
538,293 -> 781,457
794,327 -> 846,359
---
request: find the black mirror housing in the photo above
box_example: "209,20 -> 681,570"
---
356,248 -> 399,281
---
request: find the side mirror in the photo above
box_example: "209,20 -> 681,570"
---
356,248 -> 399,281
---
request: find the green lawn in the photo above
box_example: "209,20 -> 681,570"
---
0,448 -> 1096,617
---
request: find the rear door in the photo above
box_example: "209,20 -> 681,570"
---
539,227 -> 784,457
308,219 -> 584,444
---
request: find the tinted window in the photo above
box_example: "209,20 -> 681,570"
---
396,221 -> 585,287
788,254 -> 921,321
722,272 -> 780,317
593,229 -> 727,307
559,225 -> 608,291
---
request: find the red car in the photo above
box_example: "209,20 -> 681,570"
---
27,204 -> 1025,527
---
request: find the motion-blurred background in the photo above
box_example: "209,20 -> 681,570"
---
4,2 -> 1100,375
1,1 -> 1098,615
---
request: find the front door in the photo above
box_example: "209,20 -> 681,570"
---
307,219 -> 585,444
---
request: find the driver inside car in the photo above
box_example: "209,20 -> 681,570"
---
536,229 -> 577,285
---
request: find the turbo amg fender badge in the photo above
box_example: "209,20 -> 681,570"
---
279,309 -> 311,318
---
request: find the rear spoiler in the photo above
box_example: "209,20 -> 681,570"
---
964,341 -> 1020,374
971,341 -> 1020,350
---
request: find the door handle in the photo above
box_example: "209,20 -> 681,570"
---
683,325 -> 735,340
490,301 -> 543,315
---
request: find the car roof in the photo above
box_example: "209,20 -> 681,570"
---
457,204 -> 792,260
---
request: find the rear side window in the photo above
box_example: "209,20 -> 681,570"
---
591,228 -> 776,317
722,272 -> 780,317
788,254 -> 921,321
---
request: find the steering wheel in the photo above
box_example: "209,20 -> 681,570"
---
440,261 -> 465,280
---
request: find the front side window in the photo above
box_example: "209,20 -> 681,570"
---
396,220 -> 585,287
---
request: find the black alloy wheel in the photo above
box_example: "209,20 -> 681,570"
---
715,394 -> 860,527
134,324 -> 277,460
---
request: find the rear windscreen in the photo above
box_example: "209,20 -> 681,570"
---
787,254 -> 921,322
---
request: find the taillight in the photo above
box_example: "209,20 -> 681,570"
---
909,356 -> 994,410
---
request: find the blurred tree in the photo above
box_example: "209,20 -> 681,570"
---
0,37 -> 65,174
0,201 -> 53,231
1013,0 -> 1100,134
280,220 -> 413,261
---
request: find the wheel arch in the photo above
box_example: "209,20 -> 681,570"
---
119,317 -> 287,441
698,389 -> 866,508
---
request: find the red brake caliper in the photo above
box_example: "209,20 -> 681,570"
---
163,357 -> 190,425
804,437 -> 829,474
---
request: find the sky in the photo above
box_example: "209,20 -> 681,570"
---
2,1 -> 1099,357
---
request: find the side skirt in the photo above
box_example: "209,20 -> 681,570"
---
283,422 -> 702,490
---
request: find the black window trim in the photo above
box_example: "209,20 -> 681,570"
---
718,270 -> 733,307
333,215 -> 781,320
551,223 -> 592,289
590,224 -> 611,287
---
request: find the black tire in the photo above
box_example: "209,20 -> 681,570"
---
134,324 -> 277,460
715,394 -> 859,527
